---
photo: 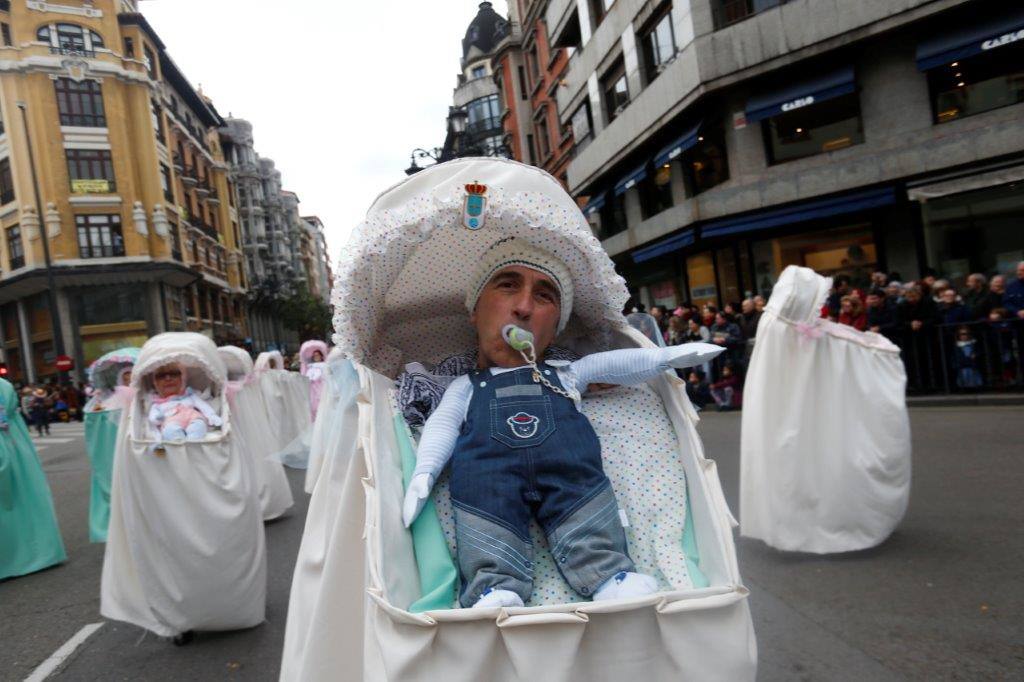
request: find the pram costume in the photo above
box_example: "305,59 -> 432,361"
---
281,158 -> 756,681
147,385 -> 222,441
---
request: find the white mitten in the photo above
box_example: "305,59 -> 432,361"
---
209,414 -> 223,428
593,571 -> 659,601
666,342 -> 725,368
402,472 -> 434,527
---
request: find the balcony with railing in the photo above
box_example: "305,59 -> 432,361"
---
181,166 -> 198,187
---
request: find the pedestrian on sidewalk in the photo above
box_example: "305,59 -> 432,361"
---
29,387 -> 51,436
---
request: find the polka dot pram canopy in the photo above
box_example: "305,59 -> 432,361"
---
331,157 -> 631,377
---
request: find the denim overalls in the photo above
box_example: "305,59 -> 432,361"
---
450,361 -> 635,606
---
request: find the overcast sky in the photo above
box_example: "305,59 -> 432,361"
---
142,0 -> 508,261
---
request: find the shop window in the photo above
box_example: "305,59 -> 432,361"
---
762,92 -> 864,164
66,148 -> 116,193
751,223 -> 877,295
571,101 -> 593,153
6,223 -> 23,270
54,77 -> 106,127
597,191 -> 627,239
601,58 -> 629,124
921,181 -> 1024,281
686,252 -> 717,307
75,214 -> 124,258
640,5 -> 677,85
0,158 -> 14,205
639,162 -> 674,219
684,129 -> 730,195
928,43 -> 1024,124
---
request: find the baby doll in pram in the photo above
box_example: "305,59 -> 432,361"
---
146,362 -> 223,442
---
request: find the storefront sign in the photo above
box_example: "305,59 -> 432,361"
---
71,179 -> 110,194
781,95 -> 815,112
982,29 -> 1024,51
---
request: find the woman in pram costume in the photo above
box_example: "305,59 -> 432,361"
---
281,158 -> 756,681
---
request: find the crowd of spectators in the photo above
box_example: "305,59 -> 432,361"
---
12,381 -> 87,436
625,260 -> 1024,404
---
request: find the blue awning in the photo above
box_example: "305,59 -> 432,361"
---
653,121 -> 703,167
700,186 -> 897,240
916,9 -> 1024,71
582,191 -> 607,216
745,66 -> 856,123
613,164 -> 648,196
632,229 -> 695,263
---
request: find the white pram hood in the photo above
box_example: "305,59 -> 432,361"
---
254,350 -> 284,373
331,157 -> 630,376
88,347 -> 140,392
218,345 -> 255,382
133,332 -> 227,397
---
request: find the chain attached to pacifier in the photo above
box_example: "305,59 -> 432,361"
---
502,324 -> 580,401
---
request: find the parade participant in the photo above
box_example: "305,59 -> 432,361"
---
217,345 -> 293,521
298,340 -> 330,421
102,332 -> 266,644
402,237 -> 723,607
0,377 -> 67,580
254,349 -> 310,466
740,265 -> 911,553
146,362 -> 223,442
84,347 -> 140,542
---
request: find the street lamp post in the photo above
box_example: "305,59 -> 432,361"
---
17,101 -> 68,383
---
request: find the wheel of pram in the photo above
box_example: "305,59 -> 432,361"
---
172,630 -> 194,646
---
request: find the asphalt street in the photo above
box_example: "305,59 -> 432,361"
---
1,407 -> 1022,681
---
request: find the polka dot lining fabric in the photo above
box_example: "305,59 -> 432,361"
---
417,381 -> 693,607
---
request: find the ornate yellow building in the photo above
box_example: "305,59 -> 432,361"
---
0,0 -> 246,383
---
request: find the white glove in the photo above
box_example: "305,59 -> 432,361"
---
665,342 -> 726,368
402,472 -> 434,527
208,415 -> 223,428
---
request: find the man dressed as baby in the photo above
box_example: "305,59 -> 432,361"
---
147,363 -> 222,442
403,237 -> 723,609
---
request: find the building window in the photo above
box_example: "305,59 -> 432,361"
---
169,222 -> 181,260
571,101 -> 593,153
0,158 -> 14,205
151,99 -> 166,143
66,148 -> 116,193
75,214 -> 124,258
2,22 -> 11,47
762,92 -> 863,165
590,0 -> 615,27
639,162 -> 674,219
641,6 -> 677,85
598,192 -> 628,239
466,94 -> 502,137
143,44 -> 156,79
54,77 -> 106,127
6,224 -> 23,270
528,43 -> 541,88
928,43 -> 1024,124
601,58 -> 629,123
712,0 -> 787,30
526,133 -> 536,165
123,36 -> 134,57
535,116 -> 551,160
685,129 -> 730,195
517,65 -> 529,99
471,65 -> 486,79
37,22 -> 104,55
160,163 -> 173,202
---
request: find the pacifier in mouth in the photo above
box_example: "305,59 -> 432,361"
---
502,324 -> 535,352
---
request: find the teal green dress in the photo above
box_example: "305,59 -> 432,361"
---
84,408 -> 121,543
83,347 -> 139,543
0,378 -> 66,580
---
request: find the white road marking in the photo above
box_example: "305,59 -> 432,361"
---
31,438 -> 75,444
23,622 -> 104,682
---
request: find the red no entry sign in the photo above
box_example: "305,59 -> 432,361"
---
55,355 -> 74,371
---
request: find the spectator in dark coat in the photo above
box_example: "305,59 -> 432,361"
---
866,289 -> 898,337
1004,261 -> 1024,320
936,289 -> 972,326
685,370 -> 712,409
824,275 -> 852,319
989,275 -> 1007,310
738,298 -> 762,340
898,285 -> 937,333
961,274 -> 993,320
709,312 -> 743,351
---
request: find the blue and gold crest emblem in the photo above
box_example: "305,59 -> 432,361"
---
462,182 -> 487,230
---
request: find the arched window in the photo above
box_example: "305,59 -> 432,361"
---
37,23 -> 104,54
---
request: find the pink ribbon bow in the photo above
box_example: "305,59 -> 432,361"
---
795,321 -> 824,340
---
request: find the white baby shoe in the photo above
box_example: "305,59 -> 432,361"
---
472,588 -> 524,609
593,571 -> 659,601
